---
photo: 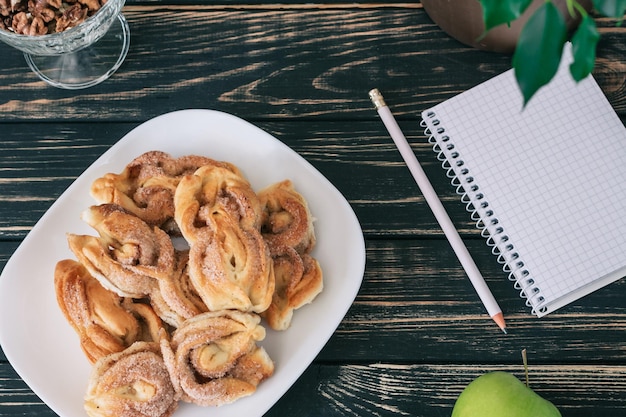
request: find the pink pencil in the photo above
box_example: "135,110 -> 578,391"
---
369,88 -> 507,333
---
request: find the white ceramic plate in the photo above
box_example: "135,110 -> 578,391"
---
0,109 -> 365,417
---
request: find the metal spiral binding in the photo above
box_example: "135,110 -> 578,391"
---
420,111 -> 547,315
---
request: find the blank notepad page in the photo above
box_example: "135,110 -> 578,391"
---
422,45 -> 626,317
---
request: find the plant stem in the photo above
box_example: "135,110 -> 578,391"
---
522,349 -> 529,387
566,0 -> 590,18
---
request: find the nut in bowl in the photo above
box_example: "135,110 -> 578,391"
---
0,0 -> 129,89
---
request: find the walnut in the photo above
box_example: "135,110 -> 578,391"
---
77,0 -> 100,12
54,3 -> 86,32
11,11 -> 47,35
1,0 -> 100,34
0,0 -> 9,17
11,11 -> 29,32
28,0 -> 57,23
29,15 -> 46,34
1,0 -> 26,17
11,0 -> 25,10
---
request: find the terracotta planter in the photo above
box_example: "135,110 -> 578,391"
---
421,0 -> 592,53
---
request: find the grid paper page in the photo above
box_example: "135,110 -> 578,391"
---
423,45 -> 626,316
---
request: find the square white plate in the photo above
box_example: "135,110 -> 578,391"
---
0,109 -> 366,417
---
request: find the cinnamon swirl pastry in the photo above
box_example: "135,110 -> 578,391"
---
174,164 -> 262,244
84,341 -> 178,417
90,151 -> 233,231
54,259 -> 164,364
187,222 -> 274,313
160,311 -> 274,407
53,151 -> 326,416
258,180 -> 316,256
262,248 -> 323,330
67,204 -> 176,297
149,251 -> 208,328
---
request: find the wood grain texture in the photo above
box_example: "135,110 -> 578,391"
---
6,115 -> 626,239
319,241 -> 626,364
0,120 -> 504,240
2,237 -> 626,363
0,6 -> 624,122
1,3 -> 626,417
269,363 -> 626,416
3,362 -> 626,416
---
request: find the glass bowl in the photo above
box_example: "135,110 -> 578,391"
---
0,0 -> 130,89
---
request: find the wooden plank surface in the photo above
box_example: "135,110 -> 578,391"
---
4,363 -> 626,416
1,3 -> 626,417
0,121 -> 505,240
1,7 -> 625,121
2,236 -> 626,363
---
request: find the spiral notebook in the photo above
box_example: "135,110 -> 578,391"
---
421,45 -> 626,317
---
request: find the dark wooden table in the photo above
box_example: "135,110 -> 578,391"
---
2,2 -> 626,416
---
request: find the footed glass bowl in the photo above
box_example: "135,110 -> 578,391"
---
0,0 -> 129,89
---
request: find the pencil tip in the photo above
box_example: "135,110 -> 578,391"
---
492,312 -> 507,334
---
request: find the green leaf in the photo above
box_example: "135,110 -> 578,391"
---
513,2 -> 568,106
570,15 -> 600,81
480,0 -> 534,31
592,0 -> 626,19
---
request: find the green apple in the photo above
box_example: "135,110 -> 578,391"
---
452,371 -> 561,417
